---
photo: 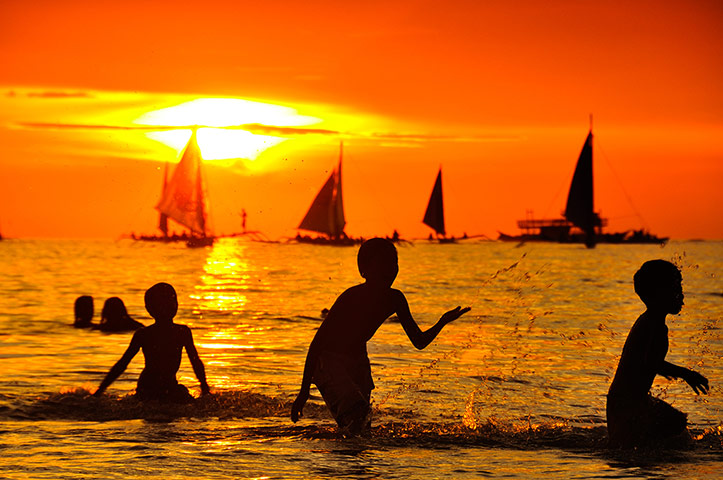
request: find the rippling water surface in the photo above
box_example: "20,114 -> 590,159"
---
0,239 -> 721,479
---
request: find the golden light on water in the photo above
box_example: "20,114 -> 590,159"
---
196,241 -> 254,312
198,343 -> 255,350
135,97 -> 321,161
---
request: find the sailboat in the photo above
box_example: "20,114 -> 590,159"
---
136,129 -> 214,247
423,168 -> 456,243
295,143 -> 360,246
498,121 -> 667,247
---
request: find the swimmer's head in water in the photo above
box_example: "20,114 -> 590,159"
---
101,297 -> 129,322
74,295 -> 93,326
357,238 -> 398,286
145,282 -> 178,322
634,259 -> 684,314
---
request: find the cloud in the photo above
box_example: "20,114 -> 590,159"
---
15,121 -> 518,144
26,91 -> 93,99
16,122 -> 159,131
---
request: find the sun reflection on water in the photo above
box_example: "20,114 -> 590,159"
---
194,240 -> 256,313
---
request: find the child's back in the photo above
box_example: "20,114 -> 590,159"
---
94,283 -> 210,402
313,283 -> 403,355
134,322 -> 197,399
608,311 -> 668,401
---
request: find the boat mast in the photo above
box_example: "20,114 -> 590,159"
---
158,160 -> 169,237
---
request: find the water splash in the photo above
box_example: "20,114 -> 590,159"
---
5,388 -> 330,422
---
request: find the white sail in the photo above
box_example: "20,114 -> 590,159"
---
155,130 -> 208,236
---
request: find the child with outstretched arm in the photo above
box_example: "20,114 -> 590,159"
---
291,238 -> 470,435
607,260 -> 709,448
94,282 -> 210,402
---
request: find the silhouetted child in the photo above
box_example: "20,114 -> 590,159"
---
607,260 -> 709,448
74,295 -> 94,328
291,238 -> 470,436
94,283 -> 210,402
96,297 -> 144,332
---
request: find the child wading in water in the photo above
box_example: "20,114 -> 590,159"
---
607,260 -> 709,448
291,238 -> 470,435
94,282 -> 210,402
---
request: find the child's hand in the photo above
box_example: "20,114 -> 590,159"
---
684,370 -> 709,395
291,390 -> 309,422
440,306 -> 471,325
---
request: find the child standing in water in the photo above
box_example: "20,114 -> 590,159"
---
94,283 -> 210,402
291,238 -> 470,435
607,260 -> 709,448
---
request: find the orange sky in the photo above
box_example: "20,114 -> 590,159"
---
1,0 -> 721,239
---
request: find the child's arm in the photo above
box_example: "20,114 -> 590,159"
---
93,332 -> 142,396
183,327 -> 210,395
291,341 -> 318,422
659,361 -> 709,395
394,290 -> 470,349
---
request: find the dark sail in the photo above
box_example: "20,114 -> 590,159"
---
423,168 -> 445,235
298,148 -> 346,238
564,131 -> 596,242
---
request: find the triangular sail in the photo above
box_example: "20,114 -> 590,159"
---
158,161 -> 169,236
155,130 -> 208,236
423,168 -> 445,235
333,155 -> 345,233
564,131 -> 595,235
298,145 -> 346,237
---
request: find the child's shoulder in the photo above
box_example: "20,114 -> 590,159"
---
171,322 -> 192,333
342,284 -> 404,297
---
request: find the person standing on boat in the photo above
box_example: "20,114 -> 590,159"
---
290,238 -> 470,436
606,260 -> 709,448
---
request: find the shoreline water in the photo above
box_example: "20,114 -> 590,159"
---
1,239 -> 721,478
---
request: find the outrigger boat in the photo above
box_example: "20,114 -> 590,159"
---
498,120 -> 667,247
295,143 -> 363,246
423,167 -> 456,243
134,129 -> 214,248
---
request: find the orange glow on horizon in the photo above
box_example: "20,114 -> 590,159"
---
0,1 -> 721,240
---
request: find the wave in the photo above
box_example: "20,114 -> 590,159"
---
3,389 -> 720,456
3,388 -> 321,422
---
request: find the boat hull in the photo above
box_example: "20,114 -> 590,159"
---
498,230 -> 667,245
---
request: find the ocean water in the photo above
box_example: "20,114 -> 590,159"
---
0,238 -> 721,479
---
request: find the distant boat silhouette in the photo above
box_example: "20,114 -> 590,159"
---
135,129 -> 214,247
423,167 -> 456,243
498,121 -> 667,247
296,143 -> 360,246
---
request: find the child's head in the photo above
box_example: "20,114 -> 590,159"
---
144,282 -> 178,322
74,295 -> 94,326
101,297 -> 129,324
634,259 -> 684,313
357,238 -> 398,286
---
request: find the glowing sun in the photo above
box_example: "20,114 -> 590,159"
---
134,98 -> 320,161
